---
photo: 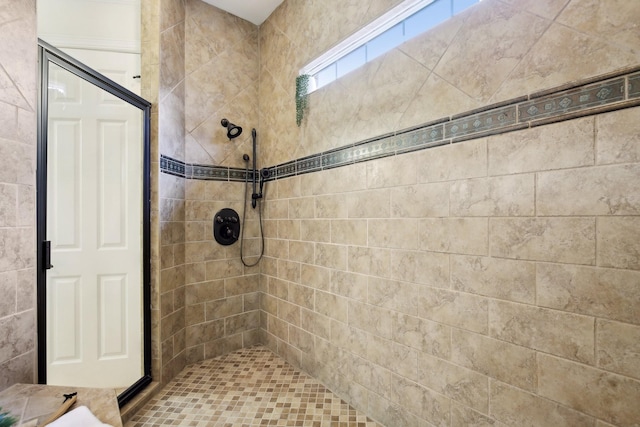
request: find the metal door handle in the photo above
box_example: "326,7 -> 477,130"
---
43,241 -> 54,269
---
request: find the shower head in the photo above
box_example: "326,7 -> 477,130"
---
221,118 -> 243,139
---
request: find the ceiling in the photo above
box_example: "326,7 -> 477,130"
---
202,0 -> 285,25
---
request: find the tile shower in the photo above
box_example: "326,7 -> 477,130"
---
1,0 -> 640,426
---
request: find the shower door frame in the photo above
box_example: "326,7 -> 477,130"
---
36,39 -> 152,407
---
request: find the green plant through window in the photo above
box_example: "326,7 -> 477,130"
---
295,74 -> 311,126
0,407 -> 17,427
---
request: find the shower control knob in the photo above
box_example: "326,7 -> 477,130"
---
213,208 -> 240,246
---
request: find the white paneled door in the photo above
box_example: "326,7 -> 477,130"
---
46,60 -> 143,388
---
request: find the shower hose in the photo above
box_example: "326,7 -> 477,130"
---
239,162 -> 266,267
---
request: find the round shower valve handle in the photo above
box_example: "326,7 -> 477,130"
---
213,208 -> 240,246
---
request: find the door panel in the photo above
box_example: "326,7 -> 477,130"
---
46,61 -> 143,388
49,276 -> 81,362
98,274 -> 127,358
49,120 -> 81,249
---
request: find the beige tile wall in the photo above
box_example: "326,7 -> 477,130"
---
182,0 -> 263,366
143,0 -> 188,384
183,179 -> 261,363
143,0 -> 264,386
0,0 -> 37,391
258,0 -> 640,425
184,0 -> 259,168
261,109 -> 640,426
259,0 -> 640,167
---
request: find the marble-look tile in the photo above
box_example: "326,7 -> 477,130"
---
287,283 -> 313,311
368,218 -> 419,250
314,243 -> 347,271
490,217 -> 595,265
288,197 -> 315,219
597,217 -> 640,270
185,280 -> 224,305
367,277 -> 420,317
390,374 -> 451,426
417,138 -> 487,183
349,246 -> 391,278
330,322 -> 367,361
418,352 -> 489,412
306,164 -> 368,196
494,23 -> 640,101
299,219 -> 330,243
349,50 -> 428,141
367,152 -> 417,189
225,311 -> 259,335
205,296 -> 242,320
0,310 -> 34,363
418,287 -> 488,334
489,299 -> 595,364
368,391 -> 422,427
488,116 -> 595,175
0,271 -> 16,318
160,0 -> 184,32
330,219 -> 367,246
538,353 -> 640,426
159,22 -> 185,101
315,291 -> 348,323
0,351 -> 34,391
392,312 -> 451,359
451,329 -> 537,391
537,264 -> 640,325
399,72 -> 481,130
348,300 -> 393,340
0,184 -> 16,227
390,182 -> 449,218
499,0 -> 569,19
400,11 -> 463,71
537,164 -> 640,216
450,401 -> 503,427
330,270 -> 366,302
0,139 -> 35,186
16,268 -> 34,312
390,249 -> 449,289
596,107 -> 640,165
451,255 -> 535,304
347,189 -> 390,218
596,319 -> 640,380
490,380 -> 596,427
419,217 -> 489,256
288,240 -> 314,264
557,0 -> 640,54
450,174 -> 535,217
276,258 -> 300,283
158,81 -> 185,161
368,335 -> 418,380
435,1 -> 549,102
0,1 -> 36,112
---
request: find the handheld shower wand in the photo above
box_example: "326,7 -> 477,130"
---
251,129 -> 258,208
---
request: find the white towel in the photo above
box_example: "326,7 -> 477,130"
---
46,406 -> 113,427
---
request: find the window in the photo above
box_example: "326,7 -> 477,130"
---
300,0 -> 481,92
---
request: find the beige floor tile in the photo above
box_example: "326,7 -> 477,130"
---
126,346 -> 381,426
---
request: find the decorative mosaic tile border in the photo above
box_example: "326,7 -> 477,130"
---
161,66 -> 640,181
160,155 -> 253,181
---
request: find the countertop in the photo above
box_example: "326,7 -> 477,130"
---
0,384 -> 122,426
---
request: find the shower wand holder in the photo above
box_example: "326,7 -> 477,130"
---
251,168 -> 271,208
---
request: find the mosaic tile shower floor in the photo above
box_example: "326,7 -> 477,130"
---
125,346 -> 382,426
